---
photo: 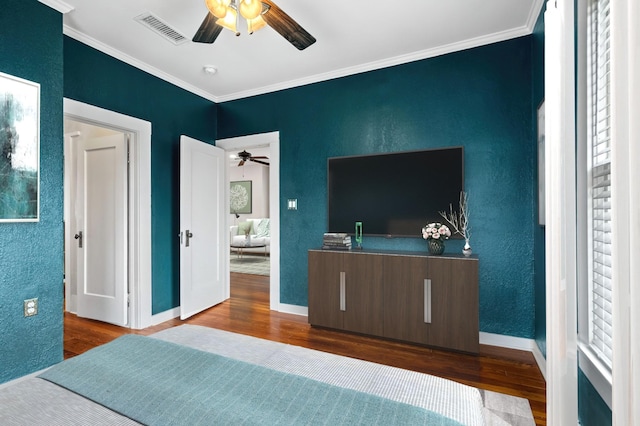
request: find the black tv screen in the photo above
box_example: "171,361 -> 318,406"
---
328,147 -> 464,237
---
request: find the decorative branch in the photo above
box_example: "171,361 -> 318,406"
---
439,191 -> 471,242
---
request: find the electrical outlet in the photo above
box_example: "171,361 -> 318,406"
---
24,298 -> 38,317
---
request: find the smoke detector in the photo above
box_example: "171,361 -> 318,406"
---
203,66 -> 218,75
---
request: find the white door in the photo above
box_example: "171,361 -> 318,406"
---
76,134 -> 129,326
180,136 -> 228,319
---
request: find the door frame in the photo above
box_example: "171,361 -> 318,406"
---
216,132 -> 281,311
63,98 -> 153,329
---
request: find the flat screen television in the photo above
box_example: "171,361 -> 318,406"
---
327,147 -> 464,237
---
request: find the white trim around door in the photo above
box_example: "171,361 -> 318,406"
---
63,98 -> 153,330
216,132 -> 281,311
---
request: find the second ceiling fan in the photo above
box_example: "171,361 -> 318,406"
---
237,150 -> 269,166
193,0 -> 316,51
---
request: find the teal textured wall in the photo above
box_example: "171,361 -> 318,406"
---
219,37 -> 536,337
63,38 -> 217,313
0,0 -> 64,383
578,369 -> 612,425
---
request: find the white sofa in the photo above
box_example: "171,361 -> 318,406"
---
230,218 -> 270,255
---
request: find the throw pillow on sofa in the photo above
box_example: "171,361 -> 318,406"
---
255,219 -> 270,238
237,221 -> 254,236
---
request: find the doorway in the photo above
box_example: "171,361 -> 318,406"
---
216,133 -> 281,311
63,98 -> 152,329
228,145 -> 270,277
64,124 -> 128,326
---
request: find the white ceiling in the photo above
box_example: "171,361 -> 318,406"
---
42,0 -> 543,103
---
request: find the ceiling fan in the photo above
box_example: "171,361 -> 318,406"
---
237,150 -> 269,166
193,0 -> 316,50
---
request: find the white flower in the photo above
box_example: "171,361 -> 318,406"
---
421,222 -> 451,241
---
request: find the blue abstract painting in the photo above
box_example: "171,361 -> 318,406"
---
0,72 -> 39,222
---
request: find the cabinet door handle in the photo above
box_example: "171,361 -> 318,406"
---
424,278 -> 432,323
340,272 -> 346,311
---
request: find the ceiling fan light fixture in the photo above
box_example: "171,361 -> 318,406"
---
217,8 -> 239,35
238,0 -> 262,20
204,0 -> 230,18
247,15 -> 267,34
193,0 -> 315,50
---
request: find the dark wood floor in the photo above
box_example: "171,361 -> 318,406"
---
64,272 -> 547,425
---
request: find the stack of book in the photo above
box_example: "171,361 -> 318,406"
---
322,233 -> 352,250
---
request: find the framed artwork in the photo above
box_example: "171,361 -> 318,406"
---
0,72 -> 40,222
230,180 -> 252,214
537,99 -> 545,226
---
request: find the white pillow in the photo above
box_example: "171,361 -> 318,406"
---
255,219 -> 270,238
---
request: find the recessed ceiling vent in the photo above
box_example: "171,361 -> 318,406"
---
135,12 -> 188,45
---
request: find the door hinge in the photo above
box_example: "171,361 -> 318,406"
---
127,294 -> 130,307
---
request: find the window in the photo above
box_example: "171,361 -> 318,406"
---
586,0 -> 613,371
578,0 -> 613,407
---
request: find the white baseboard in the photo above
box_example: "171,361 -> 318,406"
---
150,304 -> 309,325
152,307 -> 180,325
531,342 -> 547,381
479,331 -> 536,351
0,367 -> 50,390
480,331 -> 547,381
277,303 -> 308,317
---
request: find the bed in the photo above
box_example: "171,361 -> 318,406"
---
0,325 -> 535,425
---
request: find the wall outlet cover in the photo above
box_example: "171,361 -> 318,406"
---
24,298 -> 38,317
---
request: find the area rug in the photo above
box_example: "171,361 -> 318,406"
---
152,326 -> 535,426
229,254 -> 270,276
40,334 -> 461,426
0,325 -> 535,425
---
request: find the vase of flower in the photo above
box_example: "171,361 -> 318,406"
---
422,222 -> 450,256
428,238 -> 446,255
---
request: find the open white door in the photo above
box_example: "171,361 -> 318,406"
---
180,136 -> 228,319
76,133 -> 128,326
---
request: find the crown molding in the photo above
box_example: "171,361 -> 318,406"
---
63,25 -> 218,103
526,0 -> 546,32
38,0 -> 74,14
217,0 -> 546,102
217,24 -> 534,102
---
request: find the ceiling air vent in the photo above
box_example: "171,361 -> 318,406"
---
135,12 -> 188,45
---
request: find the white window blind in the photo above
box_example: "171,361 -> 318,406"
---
587,0 -> 612,370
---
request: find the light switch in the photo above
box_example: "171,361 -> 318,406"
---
287,199 -> 298,210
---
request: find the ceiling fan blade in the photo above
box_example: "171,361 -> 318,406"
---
261,0 -> 316,51
251,156 -> 269,159
192,12 -> 224,43
251,158 -> 270,166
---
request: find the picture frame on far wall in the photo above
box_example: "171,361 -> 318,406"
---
230,180 -> 252,215
0,71 -> 40,222
537,99 -> 545,226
